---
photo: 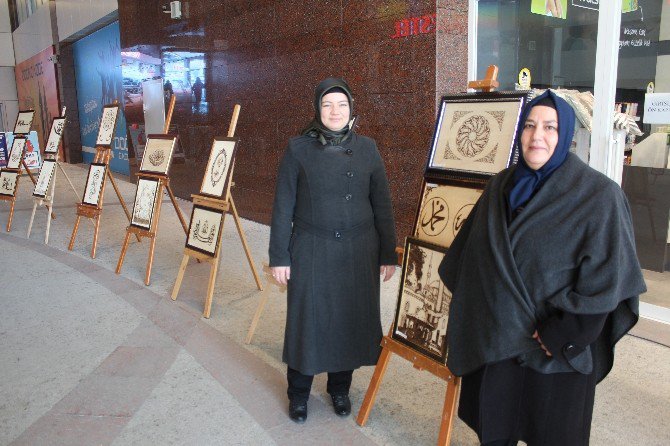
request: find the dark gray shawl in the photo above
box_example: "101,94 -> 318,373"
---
439,153 -> 646,381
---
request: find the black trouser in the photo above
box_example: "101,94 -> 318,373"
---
287,367 -> 353,403
483,441 -> 517,446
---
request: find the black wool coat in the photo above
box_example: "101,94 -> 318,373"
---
269,133 -> 397,375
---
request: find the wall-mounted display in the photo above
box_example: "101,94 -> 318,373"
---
392,237 -> 450,364
33,159 -> 57,198
413,178 -> 484,248
6,137 -> 27,169
82,163 -> 107,207
139,135 -> 178,175
130,178 -> 160,229
96,105 -> 119,147
44,117 -> 66,154
0,170 -> 19,197
427,93 -> 526,178
199,137 -> 239,198
13,110 -> 35,134
185,205 -> 225,257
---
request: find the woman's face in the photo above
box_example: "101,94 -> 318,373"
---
521,105 -> 559,170
320,92 -> 351,132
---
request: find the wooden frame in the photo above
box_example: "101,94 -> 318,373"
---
6,137 -> 27,169
0,170 -> 19,196
81,163 -> 107,207
426,91 -> 529,179
96,104 -> 119,147
44,116 -> 66,154
139,134 -> 178,175
13,110 -> 35,134
32,159 -> 57,198
130,177 -> 160,230
199,136 -> 239,198
185,205 -> 225,257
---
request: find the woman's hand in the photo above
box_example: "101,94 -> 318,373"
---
532,330 -> 552,357
271,266 -> 291,285
380,265 -> 396,282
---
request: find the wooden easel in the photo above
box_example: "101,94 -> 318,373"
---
467,64 -> 500,92
245,263 -> 286,344
115,96 -> 189,285
68,101 -> 136,258
171,104 -> 263,318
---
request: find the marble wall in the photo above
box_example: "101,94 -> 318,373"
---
118,0 -> 469,241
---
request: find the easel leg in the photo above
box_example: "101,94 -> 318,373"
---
106,170 -> 141,242
45,203 -> 52,244
356,346 -> 392,427
171,254 -> 190,301
22,159 -> 37,185
245,285 -> 271,344
165,183 -> 188,234
116,230 -> 132,274
91,216 -> 101,258
437,377 -> 461,446
203,260 -> 218,319
145,235 -> 157,286
229,196 -> 263,290
68,215 -> 82,250
58,162 -> 82,202
27,201 -> 38,238
6,199 -> 16,232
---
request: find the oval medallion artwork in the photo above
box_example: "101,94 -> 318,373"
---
446,111 -> 502,164
210,149 -> 228,188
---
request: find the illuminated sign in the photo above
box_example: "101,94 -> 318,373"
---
391,14 -> 436,39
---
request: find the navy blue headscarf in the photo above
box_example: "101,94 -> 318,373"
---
507,90 -> 576,212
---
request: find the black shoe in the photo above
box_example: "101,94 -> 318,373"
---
331,394 -> 351,417
288,401 -> 307,423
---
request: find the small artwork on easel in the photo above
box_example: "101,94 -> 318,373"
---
139,135 -> 178,175
96,105 -> 119,147
199,137 -> 239,198
185,205 -> 225,257
130,178 -> 160,230
0,170 -> 19,197
45,117 -> 66,154
392,237 -> 451,364
6,137 -> 27,169
82,163 -> 107,207
14,110 -> 35,135
33,160 -> 57,198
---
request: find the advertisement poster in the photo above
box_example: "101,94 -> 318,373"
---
531,0 -> 568,19
73,21 -> 129,175
4,131 -> 43,169
0,133 -> 7,167
13,46 -> 60,155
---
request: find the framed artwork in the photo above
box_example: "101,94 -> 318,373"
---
199,137 -> 239,198
0,170 -> 19,197
392,237 -> 451,364
185,205 -> 225,257
6,137 -> 27,169
44,117 -> 66,154
130,177 -> 160,230
139,134 -> 178,175
413,178 -> 484,248
96,105 -> 119,146
14,110 -> 35,134
82,163 -> 107,207
427,92 -> 528,178
33,160 -> 57,198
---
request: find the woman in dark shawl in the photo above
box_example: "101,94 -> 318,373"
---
438,90 -> 646,446
269,77 -> 397,423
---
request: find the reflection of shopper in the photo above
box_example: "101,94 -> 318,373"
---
164,79 -> 173,98
438,91 -> 646,446
191,77 -> 203,104
269,77 -> 397,424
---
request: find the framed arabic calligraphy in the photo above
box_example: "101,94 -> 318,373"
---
413,177 -> 484,248
33,159 -> 57,198
96,104 -> 119,147
44,117 -> 66,154
199,137 -> 239,198
139,134 -> 178,175
6,137 -> 27,169
130,177 -> 160,230
82,163 -> 107,207
13,110 -> 35,134
0,170 -> 19,197
185,205 -> 225,257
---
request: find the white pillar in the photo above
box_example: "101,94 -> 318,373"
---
590,0 -> 623,183
467,0 -> 478,83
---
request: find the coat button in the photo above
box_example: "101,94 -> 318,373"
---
345,194 -> 352,201
346,171 -> 354,178
345,149 -> 353,155
334,231 -> 341,238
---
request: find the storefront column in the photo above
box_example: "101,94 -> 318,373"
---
467,0 -> 478,82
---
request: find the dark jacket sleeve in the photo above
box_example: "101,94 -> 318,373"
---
269,146 -> 300,267
368,142 -> 397,265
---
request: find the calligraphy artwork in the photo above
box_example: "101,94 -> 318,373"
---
96,105 -> 119,146
130,178 -> 160,229
414,179 -> 483,248
44,117 -> 66,154
6,137 -> 27,169
392,237 -> 450,364
139,135 -> 178,175
427,93 -> 526,178
33,160 -> 57,198
82,163 -> 107,207
185,205 -> 225,257
14,110 -> 35,135
200,137 -> 239,198
0,170 -> 19,197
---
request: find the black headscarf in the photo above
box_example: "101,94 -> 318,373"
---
302,77 -> 354,145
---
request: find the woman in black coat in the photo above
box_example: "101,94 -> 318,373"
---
269,77 -> 397,423
438,91 -> 646,445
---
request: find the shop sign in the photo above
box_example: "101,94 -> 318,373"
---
391,14 -> 436,39
644,93 -> 670,124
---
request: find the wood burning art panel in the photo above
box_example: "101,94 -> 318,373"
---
199,137 -> 239,198
185,205 -> 225,257
14,110 -> 35,134
6,137 -> 27,169
96,105 -> 119,146
139,135 -> 178,175
33,159 -> 57,198
82,163 -> 107,207
44,117 -> 66,154
0,170 -> 19,197
130,177 -> 160,230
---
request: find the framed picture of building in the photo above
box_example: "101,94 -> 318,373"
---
185,205 -> 225,257
82,163 -> 107,207
96,105 -> 119,147
427,92 -> 528,179
13,110 -> 35,134
392,237 -> 451,364
199,137 -> 239,198
130,177 -> 160,230
0,170 -> 19,197
33,159 -> 57,198
413,177 -> 484,248
6,137 -> 27,169
44,117 -> 66,154
139,134 -> 178,175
